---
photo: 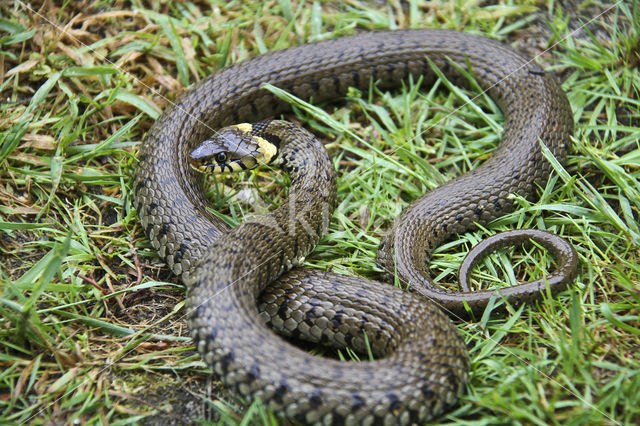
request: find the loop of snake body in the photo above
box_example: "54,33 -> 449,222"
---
133,30 -> 577,425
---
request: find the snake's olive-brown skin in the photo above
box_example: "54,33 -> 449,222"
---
133,30 -> 576,424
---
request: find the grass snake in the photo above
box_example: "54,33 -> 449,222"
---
133,29 -> 578,425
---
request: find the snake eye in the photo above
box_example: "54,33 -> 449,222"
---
215,152 -> 228,163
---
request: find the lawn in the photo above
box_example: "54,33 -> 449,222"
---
1,1 -> 639,425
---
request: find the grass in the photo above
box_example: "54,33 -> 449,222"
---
1,0 -> 639,424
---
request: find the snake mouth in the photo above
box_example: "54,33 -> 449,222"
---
188,162 -> 225,174
187,150 -> 213,173
188,156 -> 251,174
188,161 -> 215,174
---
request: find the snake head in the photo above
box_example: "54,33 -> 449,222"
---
189,123 -> 279,173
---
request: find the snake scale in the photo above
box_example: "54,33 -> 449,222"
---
133,30 -> 577,424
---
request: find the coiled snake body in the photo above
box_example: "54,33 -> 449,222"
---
133,30 -> 577,424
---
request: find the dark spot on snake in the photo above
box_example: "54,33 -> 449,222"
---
414,351 -> 428,363
328,316 -> 341,328
351,393 -> 365,410
420,384 -> 434,400
274,382 -> 290,403
352,69 -> 360,87
195,304 -> 208,320
204,323 -> 218,341
250,102 -> 258,116
158,222 -> 170,238
174,243 -> 189,263
408,408 -> 422,424
189,278 -> 202,292
309,391 -> 323,408
135,177 -> 149,194
402,62 -> 410,79
529,66 -> 546,75
386,392 -> 401,411
493,200 -> 501,211
220,351 -> 235,373
420,56 -> 429,76
332,412 -> 346,425
248,362 -> 260,382
446,368 -> 459,389
354,289 -> 367,300
456,214 -> 463,222
293,412 -> 307,423
277,304 -> 289,320
374,329 -> 383,341
310,79 -> 319,92
331,311 -> 344,325
474,207 -> 482,217
344,333 -> 353,346
332,75 -> 340,91
146,202 -> 158,215
441,223 -> 447,232
261,131 -> 282,149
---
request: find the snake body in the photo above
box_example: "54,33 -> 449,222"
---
133,30 -> 576,424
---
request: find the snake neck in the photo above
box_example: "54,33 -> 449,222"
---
187,120 -> 337,300
263,120 -> 337,264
